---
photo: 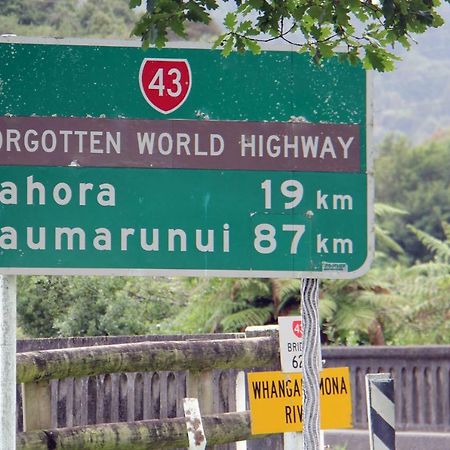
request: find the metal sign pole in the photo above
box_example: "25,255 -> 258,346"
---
301,278 -> 322,450
0,274 -> 17,450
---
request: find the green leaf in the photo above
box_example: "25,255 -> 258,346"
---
222,36 -> 235,57
131,15 -> 152,36
128,0 -> 443,69
347,0 -> 360,8
154,31 -> 168,49
235,36 -> 245,53
224,12 -> 237,30
318,25 -> 333,40
185,2 -> 210,23
248,0 -> 264,9
170,18 -> 187,38
203,0 -> 219,9
236,19 -> 252,33
382,0 -> 395,24
348,50 -> 359,66
237,2 -> 253,15
308,6 -> 323,20
310,24 -> 322,40
245,39 -> 261,55
363,48 -> 384,71
363,46 -> 398,72
397,35 -> 411,49
346,24 -> 356,36
432,14 -> 445,27
335,4 -> 350,25
246,27 -> 261,36
212,33 -> 227,49
318,42 -> 335,58
291,4 -> 308,21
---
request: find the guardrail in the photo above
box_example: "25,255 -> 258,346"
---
16,334 -> 450,449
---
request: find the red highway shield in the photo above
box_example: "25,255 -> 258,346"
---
139,58 -> 192,114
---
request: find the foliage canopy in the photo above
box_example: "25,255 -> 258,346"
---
130,0 -> 448,71
17,276 -> 188,337
375,134 -> 450,261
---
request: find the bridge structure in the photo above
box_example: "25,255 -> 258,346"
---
16,332 -> 450,450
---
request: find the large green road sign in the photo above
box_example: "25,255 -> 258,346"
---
0,37 -> 373,278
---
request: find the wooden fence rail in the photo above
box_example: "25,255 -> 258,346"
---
17,334 -> 280,450
17,411 -> 263,450
17,337 -> 277,383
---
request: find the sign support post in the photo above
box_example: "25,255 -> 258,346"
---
301,278 -> 322,450
0,274 -> 16,450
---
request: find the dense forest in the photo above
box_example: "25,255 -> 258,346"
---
1,0 -> 449,345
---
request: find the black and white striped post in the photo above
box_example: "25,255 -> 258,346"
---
365,373 -> 396,450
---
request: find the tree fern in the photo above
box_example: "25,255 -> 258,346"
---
374,203 -> 407,255
320,269 -> 394,344
407,223 -> 450,263
442,221 -> 450,241
232,278 -> 271,299
221,306 -> 273,332
374,203 -> 408,217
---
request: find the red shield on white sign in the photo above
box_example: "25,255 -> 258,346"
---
139,58 -> 192,114
292,320 -> 302,338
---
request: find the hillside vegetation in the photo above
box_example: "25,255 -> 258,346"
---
0,0 -> 220,42
373,4 -> 450,143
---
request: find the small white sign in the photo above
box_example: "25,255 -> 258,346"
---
278,316 -> 303,373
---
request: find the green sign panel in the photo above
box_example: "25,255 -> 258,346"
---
0,37 -> 373,278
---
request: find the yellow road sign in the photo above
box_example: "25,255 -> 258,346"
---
248,367 -> 352,434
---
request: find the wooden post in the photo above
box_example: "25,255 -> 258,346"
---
184,397 -> 207,450
21,380 -> 52,431
186,370 -> 215,415
284,431 -> 303,449
284,432 -> 324,449
235,370 -> 248,450
187,370 -> 215,450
